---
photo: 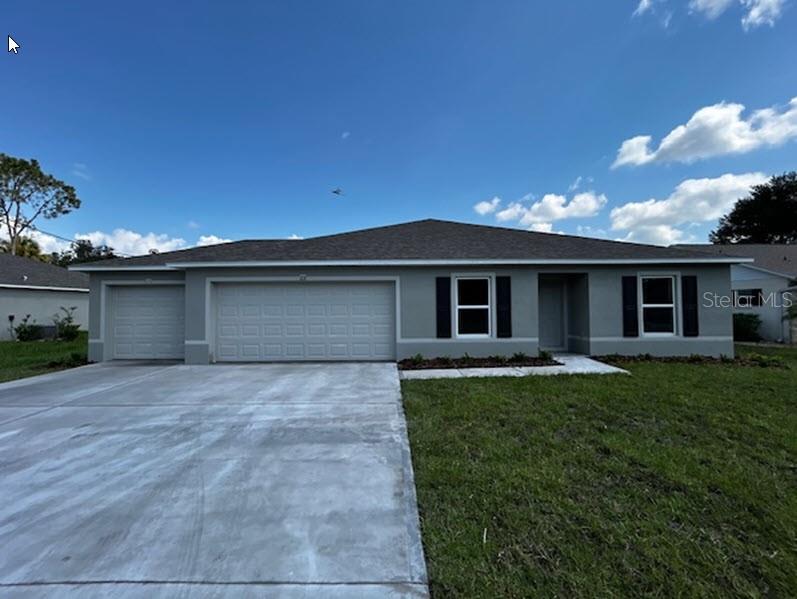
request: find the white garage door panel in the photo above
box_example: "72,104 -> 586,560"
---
215,282 -> 395,361
111,286 -> 185,359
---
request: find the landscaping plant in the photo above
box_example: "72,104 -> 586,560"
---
52,306 -> 81,341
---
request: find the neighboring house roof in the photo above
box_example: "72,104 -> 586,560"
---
0,254 -> 89,290
672,244 -> 797,279
72,219 -> 751,270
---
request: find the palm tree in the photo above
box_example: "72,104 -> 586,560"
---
0,236 -> 47,261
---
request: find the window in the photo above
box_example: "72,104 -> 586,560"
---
734,289 -> 763,308
456,277 -> 491,336
640,276 -> 676,335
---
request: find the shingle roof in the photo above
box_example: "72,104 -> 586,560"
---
74,219 -> 747,269
673,244 -> 797,278
0,254 -> 89,289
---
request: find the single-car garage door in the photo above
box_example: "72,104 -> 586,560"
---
109,286 -> 185,360
214,282 -> 395,361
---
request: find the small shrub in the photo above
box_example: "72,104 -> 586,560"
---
538,350 -> 553,361
438,356 -> 453,366
410,353 -> 424,366
46,351 -> 88,369
459,353 -> 475,366
733,313 -> 762,342
53,306 -> 81,341
14,315 -> 43,342
510,352 -> 528,363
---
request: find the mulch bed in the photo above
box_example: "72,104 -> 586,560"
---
593,353 -> 787,369
398,355 -> 561,371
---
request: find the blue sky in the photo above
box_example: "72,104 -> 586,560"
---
2,1 -> 796,255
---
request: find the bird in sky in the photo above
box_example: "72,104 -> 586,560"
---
331,188 -> 344,196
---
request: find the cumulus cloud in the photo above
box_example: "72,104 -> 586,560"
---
494,191 -> 607,231
288,234 -> 304,240
610,172 -> 767,245
613,96 -> 797,167
29,230 -> 71,254
74,229 -> 188,255
616,225 -> 697,246
690,0 -> 786,27
196,235 -> 232,246
473,196 -> 501,216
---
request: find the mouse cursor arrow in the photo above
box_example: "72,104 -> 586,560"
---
8,36 -> 20,54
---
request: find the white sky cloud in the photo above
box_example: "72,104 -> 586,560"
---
741,0 -> 785,28
473,196 -> 501,216
187,220 -> 201,230
29,230 -> 71,254
634,0 -> 656,17
613,96 -> 797,167
690,0 -> 735,19
74,229 -> 188,255
196,235 -> 232,246
288,234 -> 304,240
341,131 -> 351,140
610,172 -> 768,245
690,0 -> 785,27
616,225 -> 697,246
494,191 -> 607,231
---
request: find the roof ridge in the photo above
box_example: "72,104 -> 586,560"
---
300,218 -> 439,242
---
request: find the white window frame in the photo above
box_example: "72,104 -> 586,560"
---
454,275 -> 492,338
638,275 -> 678,337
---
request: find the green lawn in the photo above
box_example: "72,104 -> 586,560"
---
0,331 -> 88,383
402,345 -> 797,598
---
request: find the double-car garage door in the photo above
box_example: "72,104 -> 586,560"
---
107,282 -> 396,361
214,282 -> 395,361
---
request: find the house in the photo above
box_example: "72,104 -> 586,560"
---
673,244 -> 796,343
0,254 -> 89,340
71,219 -> 748,363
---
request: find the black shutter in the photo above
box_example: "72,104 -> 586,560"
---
622,276 -> 639,337
496,276 -> 512,338
436,277 -> 452,338
682,275 -> 699,337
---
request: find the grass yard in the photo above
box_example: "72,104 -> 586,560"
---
0,331 -> 88,383
402,345 -> 797,598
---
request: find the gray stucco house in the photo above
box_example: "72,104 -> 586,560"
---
72,219 -> 747,363
674,244 -> 796,343
1,254 -> 89,340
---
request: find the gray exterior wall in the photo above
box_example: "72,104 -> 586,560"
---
86,262 -> 735,363
729,265 -> 792,343
0,288 -> 88,341
586,265 -> 733,357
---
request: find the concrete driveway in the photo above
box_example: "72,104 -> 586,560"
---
0,362 -> 427,598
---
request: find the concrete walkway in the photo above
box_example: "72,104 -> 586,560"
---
0,362 -> 428,598
399,354 -> 628,380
